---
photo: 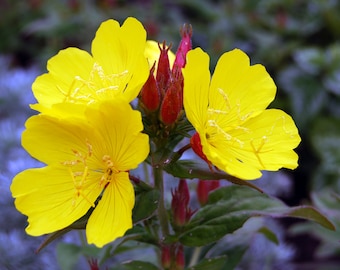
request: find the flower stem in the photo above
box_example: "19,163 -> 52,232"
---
154,166 -> 170,238
188,246 -> 202,267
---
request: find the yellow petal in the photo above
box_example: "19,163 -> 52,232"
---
85,101 -> 150,171
32,47 -> 95,110
11,166 -> 102,235
209,49 -> 276,127
22,114 -> 91,165
86,172 -> 134,247
91,18 -> 149,102
183,48 -> 210,131
203,109 -> 301,180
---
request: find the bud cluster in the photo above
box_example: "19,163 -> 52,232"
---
161,244 -> 185,270
140,24 -> 192,126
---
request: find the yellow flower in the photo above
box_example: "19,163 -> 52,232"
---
32,17 -> 149,114
11,100 -> 149,247
183,48 -> 301,180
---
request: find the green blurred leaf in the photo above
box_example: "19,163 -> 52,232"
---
258,227 -> 279,245
311,117 -> 340,189
290,189 -> 340,258
133,189 -> 160,223
56,243 -> 82,270
294,48 -> 324,74
164,159 -> 263,193
179,186 -> 334,246
111,260 -> 159,270
187,255 -> 228,270
278,66 -> 327,130
124,225 -> 158,246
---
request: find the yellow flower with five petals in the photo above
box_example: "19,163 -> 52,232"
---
32,17 -> 149,114
183,48 -> 301,180
11,100 -> 149,247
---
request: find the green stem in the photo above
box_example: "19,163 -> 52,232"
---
188,247 -> 202,267
154,166 -> 170,238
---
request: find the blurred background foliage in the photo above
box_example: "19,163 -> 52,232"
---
1,0 -> 340,269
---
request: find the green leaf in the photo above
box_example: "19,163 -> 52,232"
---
122,225 -> 158,248
56,243 -> 82,270
133,189 -> 160,223
310,117 -> 340,189
164,159 -> 263,193
111,261 -> 159,270
187,255 -> 228,270
179,186 -> 334,246
277,66 -> 326,130
289,189 -> 340,258
258,227 -> 279,245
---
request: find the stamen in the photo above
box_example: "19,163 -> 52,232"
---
102,155 -> 114,167
208,108 -> 228,115
60,140 -> 96,207
86,140 -> 93,157
274,115 -> 293,136
69,166 -> 95,208
208,120 -> 244,147
210,88 -> 253,124
217,88 -> 231,111
58,62 -> 129,104
99,155 -> 119,187
250,136 -> 268,168
61,160 -> 78,166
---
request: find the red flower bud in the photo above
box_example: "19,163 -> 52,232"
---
173,24 -> 192,74
171,179 -> 192,226
88,258 -> 100,270
197,180 -> 220,206
160,77 -> 183,125
156,41 -> 171,94
175,245 -> 185,270
140,64 -> 160,112
161,245 -> 171,269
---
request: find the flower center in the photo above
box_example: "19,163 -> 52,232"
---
100,155 -> 119,188
60,63 -> 129,104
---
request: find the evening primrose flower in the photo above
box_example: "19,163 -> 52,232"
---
183,48 -> 301,180
11,100 -> 149,247
32,17 -> 149,114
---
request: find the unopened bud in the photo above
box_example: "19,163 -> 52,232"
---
173,24 -> 192,74
156,41 -> 171,94
175,245 -> 185,270
171,179 -> 192,226
88,258 -> 99,270
161,245 -> 171,269
140,64 -> 160,112
197,180 -> 220,206
160,77 -> 183,125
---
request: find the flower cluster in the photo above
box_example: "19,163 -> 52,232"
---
11,16 -> 301,251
